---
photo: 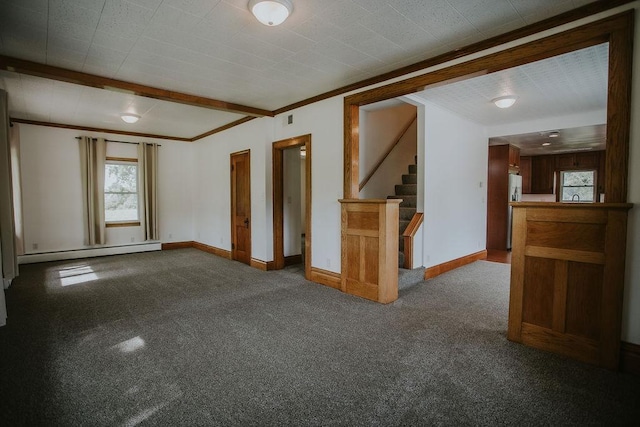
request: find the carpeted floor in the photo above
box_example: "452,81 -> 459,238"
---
0,248 -> 638,426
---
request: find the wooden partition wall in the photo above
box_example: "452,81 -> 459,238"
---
508,202 -> 632,369
339,199 -> 400,303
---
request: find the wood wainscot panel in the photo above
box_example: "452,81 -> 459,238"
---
339,199 -> 400,303
508,202 -> 632,370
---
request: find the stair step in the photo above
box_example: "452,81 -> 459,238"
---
408,164 -> 417,174
402,174 -> 417,184
395,184 -> 417,195
399,219 -> 410,234
399,207 -> 416,220
388,195 -> 416,208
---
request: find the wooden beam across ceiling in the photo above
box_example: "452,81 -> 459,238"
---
0,55 -> 273,118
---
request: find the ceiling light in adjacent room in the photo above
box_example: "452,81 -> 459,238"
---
542,142 -> 551,146
549,131 -> 559,138
248,0 -> 292,26
120,113 -> 140,124
491,95 -> 517,109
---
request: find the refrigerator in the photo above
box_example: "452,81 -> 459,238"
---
506,174 -> 522,250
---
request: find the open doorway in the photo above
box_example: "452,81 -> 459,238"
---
273,134 -> 311,279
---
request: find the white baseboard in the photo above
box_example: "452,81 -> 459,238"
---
18,242 -> 162,264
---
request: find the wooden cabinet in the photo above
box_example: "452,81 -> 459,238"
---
508,145 -> 520,170
556,151 -> 599,169
530,155 -> 555,194
520,156 -> 531,194
487,145 -> 514,250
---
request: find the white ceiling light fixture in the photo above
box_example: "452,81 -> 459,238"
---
542,142 -> 551,146
120,113 -> 140,124
491,95 -> 517,109
549,131 -> 559,138
248,0 -> 293,26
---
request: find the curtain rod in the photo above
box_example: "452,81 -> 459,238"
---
75,137 -> 161,146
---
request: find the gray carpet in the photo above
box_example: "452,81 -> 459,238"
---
0,248 -> 638,426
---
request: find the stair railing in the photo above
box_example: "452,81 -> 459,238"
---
359,114 -> 417,192
402,212 -> 423,269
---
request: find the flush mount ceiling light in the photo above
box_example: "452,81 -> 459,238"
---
248,0 -> 292,26
491,95 -> 517,109
549,131 -> 560,138
120,113 -> 140,124
542,142 -> 551,146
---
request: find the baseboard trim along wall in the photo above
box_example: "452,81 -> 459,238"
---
161,241 -> 193,250
250,259 -> 276,271
18,242 -> 162,264
191,241 -> 231,259
424,250 -> 488,280
310,267 -> 341,290
621,342 -> 640,376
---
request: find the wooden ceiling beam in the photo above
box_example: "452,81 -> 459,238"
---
0,55 -> 273,118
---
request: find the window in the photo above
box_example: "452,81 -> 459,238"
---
559,170 -> 596,202
104,159 -> 139,224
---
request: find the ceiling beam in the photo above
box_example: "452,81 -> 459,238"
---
190,117 -> 256,141
0,55 -> 273,118
10,118 -> 193,142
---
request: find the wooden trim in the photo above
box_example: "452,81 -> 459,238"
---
284,254 -> 303,266
359,114 -> 416,191
10,118 -> 192,142
621,341 -> 640,376
250,259 -> 276,271
162,241 -> 194,250
0,55 -> 272,117
106,157 -> 137,163
272,134 -> 312,280
273,0 -> 634,116
424,250 -> 487,280
230,150 -> 251,265
402,212 -> 424,269
343,12 -> 635,204
192,241 -> 232,259
105,221 -> 141,228
310,267 -> 341,290
190,117 -> 255,141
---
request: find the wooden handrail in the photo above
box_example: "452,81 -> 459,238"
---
359,114 -> 417,191
402,212 -> 423,269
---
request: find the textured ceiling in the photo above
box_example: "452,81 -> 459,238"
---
0,0 -> 598,136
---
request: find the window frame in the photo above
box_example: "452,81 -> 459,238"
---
558,169 -> 597,203
104,157 -> 141,228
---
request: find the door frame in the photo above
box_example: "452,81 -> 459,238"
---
272,134 -> 312,279
230,149 -> 251,264
342,12 -> 633,203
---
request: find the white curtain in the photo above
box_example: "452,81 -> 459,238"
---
1,90 -> 17,325
79,136 -> 106,245
138,142 -> 159,241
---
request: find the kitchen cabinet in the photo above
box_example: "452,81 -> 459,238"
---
530,155 -> 555,194
556,151 -> 599,169
487,144 -> 518,250
508,145 -> 520,170
520,156 -> 531,194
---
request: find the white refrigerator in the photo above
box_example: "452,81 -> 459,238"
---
507,174 -> 522,250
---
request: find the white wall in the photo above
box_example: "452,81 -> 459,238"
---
283,147 -> 302,256
18,124 -> 195,254
422,102 -> 488,268
193,117 -> 274,262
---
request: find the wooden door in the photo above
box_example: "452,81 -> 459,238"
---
231,150 -> 251,265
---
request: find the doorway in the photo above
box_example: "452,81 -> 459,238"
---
273,134 -> 311,280
230,150 -> 251,265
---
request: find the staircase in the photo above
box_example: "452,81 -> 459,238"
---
388,157 -> 417,267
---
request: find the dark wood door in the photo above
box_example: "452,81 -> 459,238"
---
231,150 -> 251,265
